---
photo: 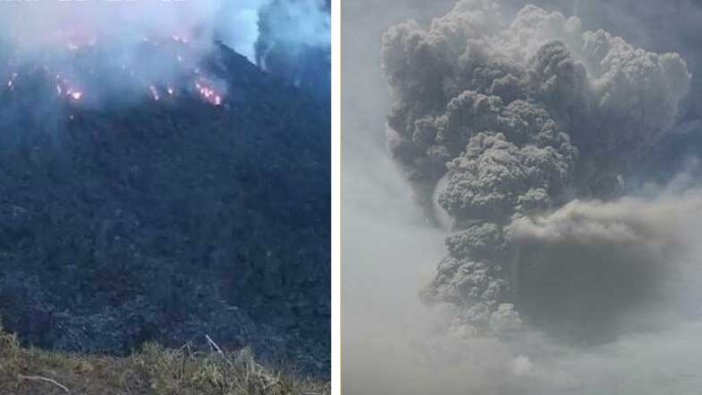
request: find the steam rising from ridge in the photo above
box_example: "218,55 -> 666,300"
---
0,0 -> 330,108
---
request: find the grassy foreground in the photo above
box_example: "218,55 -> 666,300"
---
0,328 -> 330,395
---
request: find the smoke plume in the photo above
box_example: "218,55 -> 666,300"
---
0,0 -> 331,108
343,0 -> 702,393
381,0 -> 692,336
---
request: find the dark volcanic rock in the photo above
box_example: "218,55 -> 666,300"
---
0,44 -> 330,375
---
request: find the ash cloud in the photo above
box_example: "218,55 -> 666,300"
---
381,0 -> 692,335
344,0 -> 702,393
507,195 -> 702,340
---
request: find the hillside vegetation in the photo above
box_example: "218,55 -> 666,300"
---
0,326 -> 330,395
0,44 -> 330,375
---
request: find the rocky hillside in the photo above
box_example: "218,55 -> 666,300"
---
0,43 -> 330,376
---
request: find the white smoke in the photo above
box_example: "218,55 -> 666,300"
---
217,0 -> 270,60
0,0 -> 330,108
1,0 -> 256,61
258,0 -> 331,50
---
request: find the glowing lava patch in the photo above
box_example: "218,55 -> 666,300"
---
194,79 -> 223,106
2,31 -> 228,107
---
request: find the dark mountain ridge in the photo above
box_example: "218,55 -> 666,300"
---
0,43 -> 330,376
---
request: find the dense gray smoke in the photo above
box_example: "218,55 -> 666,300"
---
381,0 -> 692,336
507,195 -> 702,339
344,0 -> 702,393
502,0 -> 702,125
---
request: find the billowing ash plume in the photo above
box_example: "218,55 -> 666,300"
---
506,195 -> 702,340
381,0 -> 691,337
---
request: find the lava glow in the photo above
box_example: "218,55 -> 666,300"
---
68,90 -> 83,101
52,74 -> 84,102
2,30 -> 227,107
6,72 -> 18,90
195,79 -> 223,106
149,85 -> 160,101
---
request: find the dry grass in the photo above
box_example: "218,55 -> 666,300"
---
0,327 -> 329,395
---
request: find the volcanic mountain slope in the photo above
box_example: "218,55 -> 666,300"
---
0,43 -> 330,375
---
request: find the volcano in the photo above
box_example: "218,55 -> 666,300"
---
0,42 -> 330,375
